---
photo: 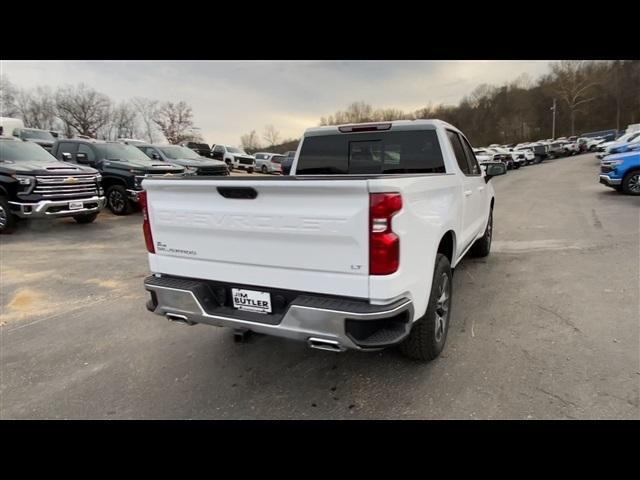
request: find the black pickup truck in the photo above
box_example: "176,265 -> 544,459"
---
0,137 -> 105,233
12,128 -> 56,153
50,139 -> 184,215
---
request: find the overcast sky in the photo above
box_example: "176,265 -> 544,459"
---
2,61 -> 551,146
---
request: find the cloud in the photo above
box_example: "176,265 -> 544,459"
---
2,60 -> 551,145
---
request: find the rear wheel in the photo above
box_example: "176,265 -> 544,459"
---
261,165 -> 268,174
622,169 -> 640,195
106,185 -> 132,215
74,212 -> 98,224
0,196 -> 17,234
399,254 -> 452,361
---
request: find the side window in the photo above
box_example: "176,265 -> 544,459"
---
446,130 -> 470,175
77,144 -> 95,162
143,147 -> 157,158
56,142 -> 78,161
214,145 -> 224,153
459,136 -> 481,175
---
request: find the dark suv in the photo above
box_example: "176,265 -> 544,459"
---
50,139 -> 184,215
0,137 -> 104,233
181,141 -> 213,158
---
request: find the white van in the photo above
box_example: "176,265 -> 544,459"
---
0,117 -> 25,137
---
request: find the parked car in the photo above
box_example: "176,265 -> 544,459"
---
585,137 -> 606,151
607,135 -> 640,155
518,143 -> 548,163
211,144 -> 255,173
0,137 -> 105,233
12,128 -> 56,153
472,148 -> 496,165
484,148 -> 514,169
254,152 -> 285,174
136,144 -> 229,176
141,120 -> 506,361
563,140 -> 580,156
280,150 -> 297,175
511,146 -> 536,165
548,141 -> 569,158
489,147 -> 523,169
597,131 -> 640,159
181,141 -> 213,158
50,139 -> 184,215
599,148 -> 640,195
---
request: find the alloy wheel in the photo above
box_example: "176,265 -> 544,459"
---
434,273 -> 451,343
109,190 -> 126,213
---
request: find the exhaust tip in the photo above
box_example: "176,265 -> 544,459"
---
166,313 -> 196,326
308,337 -> 345,353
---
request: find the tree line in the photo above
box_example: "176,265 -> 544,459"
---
315,61 -> 640,146
0,77 -> 203,145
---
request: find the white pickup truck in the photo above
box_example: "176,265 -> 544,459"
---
141,120 -> 506,361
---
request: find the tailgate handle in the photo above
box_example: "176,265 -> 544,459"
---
217,187 -> 258,199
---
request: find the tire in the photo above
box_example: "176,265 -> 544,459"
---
399,254 -> 452,362
0,196 -> 17,234
622,169 -> 640,195
248,168 -> 254,174
106,185 -> 132,215
471,208 -> 493,257
261,165 -> 268,174
226,161 -> 233,172
74,212 -> 98,224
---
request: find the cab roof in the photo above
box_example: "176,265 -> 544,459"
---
304,119 -> 458,137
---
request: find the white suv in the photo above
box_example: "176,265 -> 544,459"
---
211,144 -> 256,173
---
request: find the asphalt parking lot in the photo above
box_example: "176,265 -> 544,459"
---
1,154 -> 638,419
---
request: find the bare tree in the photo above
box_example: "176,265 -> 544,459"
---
240,130 -> 261,152
0,75 -> 19,118
13,87 -> 58,130
262,124 -> 281,146
111,102 -> 139,139
152,101 -> 195,144
132,97 -> 160,143
55,84 -> 112,137
550,60 -> 601,135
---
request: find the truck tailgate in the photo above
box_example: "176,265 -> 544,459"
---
143,178 -> 371,298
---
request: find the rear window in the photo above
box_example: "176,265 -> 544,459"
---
296,130 -> 445,175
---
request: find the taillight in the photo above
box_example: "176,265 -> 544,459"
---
369,193 -> 402,275
139,190 -> 155,253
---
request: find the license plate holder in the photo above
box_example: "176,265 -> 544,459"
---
232,288 -> 272,314
69,201 -> 83,210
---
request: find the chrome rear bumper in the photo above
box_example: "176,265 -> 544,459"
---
144,275 -> 414,351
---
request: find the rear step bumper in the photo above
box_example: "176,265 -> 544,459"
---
144,275 -> 414,351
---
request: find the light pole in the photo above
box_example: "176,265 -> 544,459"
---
551,99 -> 557,140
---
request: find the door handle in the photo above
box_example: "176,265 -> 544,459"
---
478,186 -> 485,192
464,190 -> 473,197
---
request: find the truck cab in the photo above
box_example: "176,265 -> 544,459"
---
51,139 -> 185,215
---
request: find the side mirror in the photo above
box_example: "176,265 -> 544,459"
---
76,152 -> 88,163
151,152 -> 160,160
484,162 -> 507,182
61,152 -> 72,161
